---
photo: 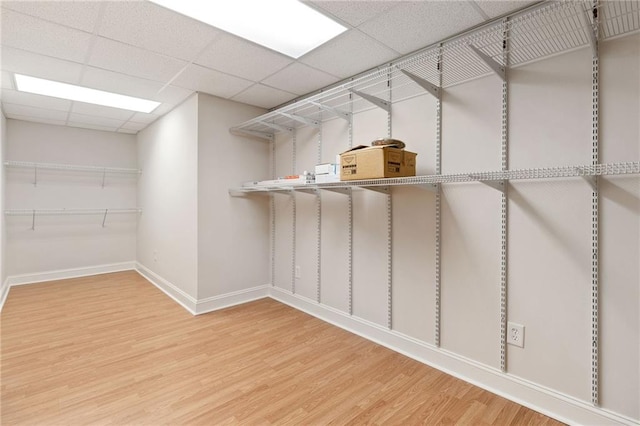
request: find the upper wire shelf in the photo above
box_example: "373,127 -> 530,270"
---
229,161 -> 640,196
230,0 -> 640,139
4,161 -> 141,175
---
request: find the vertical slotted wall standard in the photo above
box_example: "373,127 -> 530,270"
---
500,19 -> 510,373
316,108 -> 322,303
292,129 -> 297,294
435,45 -> 443,347
271,136 -> 276,287
590,0 -> 600,407
387,66 -> 393,330
348,91 -> 354,315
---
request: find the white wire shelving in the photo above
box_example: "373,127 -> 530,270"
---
230,0 -> 640,139
4,160 -> 141,187
229,161 -> 640,196
4,208 -> 142,230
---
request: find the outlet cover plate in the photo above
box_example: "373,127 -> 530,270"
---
507,322 -> 525,348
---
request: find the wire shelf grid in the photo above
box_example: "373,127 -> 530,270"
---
231,1 -> 640,137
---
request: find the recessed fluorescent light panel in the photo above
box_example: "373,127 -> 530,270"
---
149,0 -> 347,58
14,74 -> 160,113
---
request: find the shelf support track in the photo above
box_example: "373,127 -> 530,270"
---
469,44 -> 506,82
349,89 -> 391,112
279,112 -> 320,128
310,102 -> 351,121
400,69 -> 441,99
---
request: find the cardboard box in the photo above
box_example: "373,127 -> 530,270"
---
340,145 -> 417,180
315,163 -> 338,175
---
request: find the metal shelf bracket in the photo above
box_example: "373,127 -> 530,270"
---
576,168 -> 598,191
310,102 -> 351,121
400,69 -> 441,99
279,112 -> 320,128
362,185 -> 391,194
230,127 -> 274,141
295,188 -> 319,195
472,177 -> 506,193
416,183 -> 440,193
579,3 -> 599,57
320,187 -> 351,196
469,44 -> 506,82
349,89 -> 391,112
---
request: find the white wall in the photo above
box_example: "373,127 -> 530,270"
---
4,120 -> 137,279
272,33 -> 639,422
196,93 -> 269,299
137,95 -> 199,300
1,111 -> 7,298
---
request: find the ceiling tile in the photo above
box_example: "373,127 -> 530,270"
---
300,30 -> 399,78
262,63 -> 340,96
80,66 -> 164,99
68,112 -> 125,129
99,2 -> 220,62
128,112 -> 161,125
1,47 -> 84,84
231,84 -> 297,109
306,1 -> 400,27
1,88 -> 72,112
120,121 -> 148,132
473,1 -> 536,19
0,9 -> 93,63
2,103 -> 69,121
358,1 -> 484,54
195,33 -> 293,82
67,121 -> 120,133
70,103 -> 137,121
2,71 -> 15,89
88,37 -> 188,83
1,1 -> 102,33
172,64 -> 254,99
118,128 -> 138,134
3,114 -> 67,127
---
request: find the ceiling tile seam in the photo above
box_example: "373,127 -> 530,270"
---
68,2 -> 109,126
229,82 -> 298,103
0,6 -> 97,36
353,2 -> 405,29
155,32 -> 225,96
2,100 -> 127,126
350,27 -> 404,57
255,62 -> 343,91
467,1 -> 491,21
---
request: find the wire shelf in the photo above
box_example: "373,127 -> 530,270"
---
231,0 -> 640,136
4,161 -> 141,175
4,208 -> 142,216
229,161 -> 640,195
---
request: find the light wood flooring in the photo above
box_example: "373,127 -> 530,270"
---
1,271 -> 563,425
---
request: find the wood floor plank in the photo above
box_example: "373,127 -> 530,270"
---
1,271 -> 564,425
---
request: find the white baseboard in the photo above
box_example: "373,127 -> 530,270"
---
196,285 -> 269,315
135,262 -> 197,315
0,277 -> 10,312
6,262 -> 137,287
269,286 -> 637,426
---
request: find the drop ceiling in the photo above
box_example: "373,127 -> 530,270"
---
0,0 -> 536,134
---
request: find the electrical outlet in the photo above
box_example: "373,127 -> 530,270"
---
295,265 -> 301,279
507,322 -> 525,348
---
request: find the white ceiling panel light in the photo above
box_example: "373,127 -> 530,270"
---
14,74 -> 160,113
148,0 -> 347,58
